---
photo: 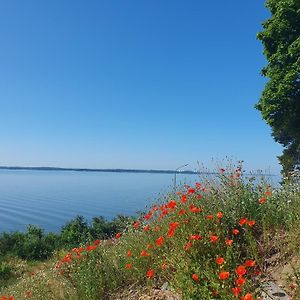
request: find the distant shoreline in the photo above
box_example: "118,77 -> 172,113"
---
0,165 -> 201,175
0,166 -> 278,176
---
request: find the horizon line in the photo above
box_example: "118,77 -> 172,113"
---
0,165 -> 279,176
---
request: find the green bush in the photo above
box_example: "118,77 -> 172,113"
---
0,215 -> 131,261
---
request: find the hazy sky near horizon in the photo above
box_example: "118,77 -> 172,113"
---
0,1 -> 283,174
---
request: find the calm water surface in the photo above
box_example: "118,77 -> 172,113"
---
0,170 -> 198,233
0,170 -> 280,233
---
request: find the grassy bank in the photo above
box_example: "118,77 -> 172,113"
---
1,164 -> 300,299
0,216 -> 132,293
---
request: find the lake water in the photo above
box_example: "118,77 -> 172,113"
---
0,170 -> 199,233
0,170 -> 280,233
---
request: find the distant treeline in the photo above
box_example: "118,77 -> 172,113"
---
0,166 -> 277,176
0,165 -> 201,174
0,215 -> 133,260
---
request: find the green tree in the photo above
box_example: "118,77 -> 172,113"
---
256,0 -> 300,176
17,225 -> 57,260
60,215 -> 91,248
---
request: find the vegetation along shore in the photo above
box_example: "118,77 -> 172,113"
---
1,164 -> 300,299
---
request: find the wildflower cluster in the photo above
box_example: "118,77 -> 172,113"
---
56,239 -> 101,269
107,166 -> 274,299
2,163 -> 300,300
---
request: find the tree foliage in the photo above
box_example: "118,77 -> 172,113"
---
256,0 -> 300,175
0,215 -> 132,261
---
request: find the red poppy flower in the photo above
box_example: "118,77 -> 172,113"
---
144,212 -> 153,220
178,209 -> 186,216
210,235 -> 218,243
140,250 -> 150,257
189,234 -> 202,240
247,220 -> 255,227
225,239 -> 233,246
184,242 -> 193,251
125,263 -> 132,269
152,205 -> 158,212
133,221 -> 140,228
206,215 -> 214,220
244,259 -> 255,267
231,287 -> 241,298
162,209 -> 168,216
196,194 -> 203,199
217,212 -> 223,219
195,182 -> 201,189
93,239 -> 101,246
216,257 -> 225,265
62,253 -> 72,263
189,204 -> 202,213
168,222 -> 179,237
232,229 -> 239,235
236,276 -> 246,286
219,271 -> 230,280
167,200 -> 177,209
146,243 -> 152,249
143,225 -> 150,232
146,268 -> 154,279
239,218 -> 248,226
160,204 -> 167,211
86,245 -> 97,251
167,228 -> 175,238
156,236 -> 164,246
115,232 -> 121,239
192,273 -> 199,281
71,247 -> 80,254
265,190 -> 271,196
235,265 -> 247,276
127,250 -> 132,257
259,197 -> 266,204
170,222 -> 179,229
241,293 -> 253,300
181,195 -> 187,203
253,267 -> 262,276
187,188 -> 195,194
290,282 -> 297,290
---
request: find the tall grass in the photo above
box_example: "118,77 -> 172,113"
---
2,165 -> 300,299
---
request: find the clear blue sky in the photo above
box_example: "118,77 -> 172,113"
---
0,0 -> 282,173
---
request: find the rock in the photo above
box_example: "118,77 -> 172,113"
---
261,281 -> 290,300
161,282 -> 169,291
